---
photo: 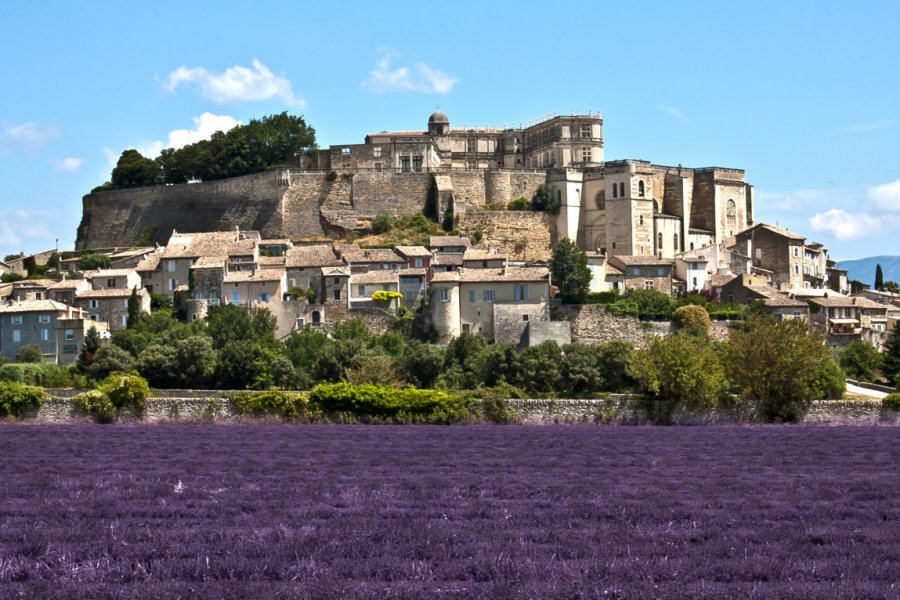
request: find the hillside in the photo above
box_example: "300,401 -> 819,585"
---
836,255 -> 900,286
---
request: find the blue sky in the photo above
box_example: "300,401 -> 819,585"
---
2,0 -> 899,261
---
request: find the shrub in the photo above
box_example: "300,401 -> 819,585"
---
16,344 -> 44,363
623,288 -> 674,320
0,363 -> 72,387
507,197 -> 530,211
583,290 -> 620,305
883,393 -> 900,411
74,389 -> 116,423
372,211 -> 394,234
1,272 -> 25,283
0,381 -> 44,418
672,304 -> 711,337
233,390 -> 318,420
838,341 -> 882,382
309,383 -> 473,423
371,290 -> 403,302
811,358 -> 846,400
99,372 -> 150,415
605,301 -> 639,317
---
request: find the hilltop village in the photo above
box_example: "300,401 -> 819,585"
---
2,110 -> 899,367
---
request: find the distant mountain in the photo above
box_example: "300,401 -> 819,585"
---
836,255 -> 900,286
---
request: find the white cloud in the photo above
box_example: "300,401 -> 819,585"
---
867,179 -> 900,211
756,187 -> 857,212
808,209 -> 895,240
163,59 -> 304,107
51,156 -> 86,172
361,51 -> 458,95
166,113 -> 240,149
2,121 -> 60,149
659,106 -> 686,121
0,209 -> 56,248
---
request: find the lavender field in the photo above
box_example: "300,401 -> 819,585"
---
0,425 -> 897,599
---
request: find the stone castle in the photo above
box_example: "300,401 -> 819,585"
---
76,110 -> 754,260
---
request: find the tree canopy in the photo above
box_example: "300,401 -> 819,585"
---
102,113 -> 316,191
550,238 -> 591,303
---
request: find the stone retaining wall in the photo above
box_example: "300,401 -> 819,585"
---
16,396 -> 896,426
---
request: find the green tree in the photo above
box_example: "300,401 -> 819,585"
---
629,333 -> 726,421
839,340 -> 883,382
111,149 -> 160,189
216,340 -> 265,389
400,341 -> 445,388
136,344 -> 179,388
550,238 -> 592,304
882,325 -> 900,387
811,358 -> 846,400
127,287 -> 143,328
517,341 -> 563,394
884,281 -> 900,294
561,343 -> 603,395
469,343 -> 520,388
172,335 -> 218,388
206,305 -> 276,349
76,326 -> 103,372
727,316 -> 832,421
284,328 -> 330,376
1,272 -> 24,283
595,340 -> 639,392
16,344 -> 44,363
77,252 -> 111,270
88,344 -> 135,380
875,263 -> 884,291
623,288 -> 674,320
531,184 -> 559,213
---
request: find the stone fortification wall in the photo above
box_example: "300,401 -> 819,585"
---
551,304 -> 649,347
76,172 -> 285,249
460,210 -> 555,262
76,170 -> 552,251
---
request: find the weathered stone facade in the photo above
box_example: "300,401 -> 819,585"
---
551,304 -> 650,347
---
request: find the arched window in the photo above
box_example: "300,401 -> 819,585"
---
612,184 -> 617,199
312,310 -> 321,324
690,242 -> 695,250
657,232 -> 663,250
638,180 -> 645,197
595,190 -> 606,210
619,182 -> 625,197
726,199 -> 737,226
673,233 -> 678,251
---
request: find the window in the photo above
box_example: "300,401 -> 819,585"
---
692,277 -> 698,289
412,156 -> 422,172
168,278 -> 177,291
296,318 -> 305,329
638,180 -> 645,197
358,285 -> 366,296
341,147 -> 351,156
657,267 -> 667,276
373,147 -> 382,158
37,315 -> 51,324
258,293 -> 270,303
792,246 -> 800,258
515,285 -> 529,301
400,156 -> 411,172
11,316 -> 23,324
468,290 -> 475,303
333,288 -> 341,301
121,315 -> 128,327
644,280 -> 654,290
334,278 -> 340,284
755,248 -> 762,260
619,182 -> 625,197
556,189 -> 562,205
690,242 -> 695,250
90,314 -> 99,321
522,314 -> 529,322
462,324 -> 470,334
483,290 -> 496,302
107,278 -> 116,288
89,299 -> 99,309
726,199 -> 737,226
467,138 -> 477,153
582,147 -> 591,162
13,330 -> 21,343
312,311 -> 321,324
639,215 -> 644,226
794,265 -> 800,276
612,242 -> 617,250
439,288 -> 450,302
167,260 -> 176,272
658,232 -> 663,250
581,124 -> 591,139
673,233 -> 678,251
612,184 -> 617,199
65,329 -> 74,341
595,190 -> 605,210
414,258 -> 423,268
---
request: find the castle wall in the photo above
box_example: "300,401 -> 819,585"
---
485,171 -> 547,207
76,172 -> 285,250
459,210 -> 555,262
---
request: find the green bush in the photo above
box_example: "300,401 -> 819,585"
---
811,358 -> 846,400
605,301 -> 639,317
0,363 -> 72,387
707,303 -> 746,321
99,372 -> 150,415
309,383 -> 473,423
506,197 -> 530,211
0,381 -> 45,418
74,389 -> 116,423
372,211 -> 394,234
233,389 -> 318,420
583,290 -> 620,305
16,344 -> 44,363
883,394 -> 900,411
672,304 -> 711,337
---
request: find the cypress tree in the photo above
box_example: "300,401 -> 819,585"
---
875,263 -> 884,291
77,326 -> 102,372
882,325 -> 900,388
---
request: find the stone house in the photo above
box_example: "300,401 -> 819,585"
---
335,245 -> 405,273
86,268 -> 142,291
431,252 -> 463,275
826,260 -> 850,295
462,248 -> 507,270
430,266 -> 550,342
222,268 -> 286,308
808,295 -> 889,347
321,266 -> 350,306
674,256 -> 711,295
108,248 -> 156,270
0,299 -> 90,362
155,230 -> 260,296
10,279 -> 56,301
732,224 -> 826,292
47,278 -> 92,306
607,256 -> 676,297
394,246 -> 432,281
75,287 -> 151,331
349,270 -> 400,311
719,275 -> 808,321
285,244 -> 343,302
429,235 -> 471,254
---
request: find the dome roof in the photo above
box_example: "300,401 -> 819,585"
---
428,111 -> 449,124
